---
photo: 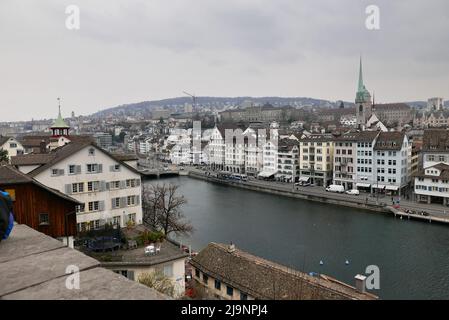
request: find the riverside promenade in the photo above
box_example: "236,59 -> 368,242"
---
187,169 -> 449,225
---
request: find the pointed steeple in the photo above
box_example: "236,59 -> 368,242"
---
358,56 -> 364,92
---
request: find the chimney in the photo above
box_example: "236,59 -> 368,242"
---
228,242 -> 236,253
40,140 -> 46,154
354,274 -> 367,293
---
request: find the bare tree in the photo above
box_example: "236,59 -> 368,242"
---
142,183 -> 193,236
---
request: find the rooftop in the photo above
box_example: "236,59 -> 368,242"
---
0,224 -> 168,299
422,129 -> 449,152
191,243 -> 377,300
374,132 -> 406,151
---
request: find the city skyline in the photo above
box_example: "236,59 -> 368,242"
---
1,0 -> 448,122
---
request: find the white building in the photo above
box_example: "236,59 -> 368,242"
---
415,164 -> 449,206
372,132 -> 411,196
12,140 -> 143,230
208,126 -> 226,171
354,132 -> 380,192
0,136 -> 24,159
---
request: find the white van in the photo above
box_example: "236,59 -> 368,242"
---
325,185 -> 345,193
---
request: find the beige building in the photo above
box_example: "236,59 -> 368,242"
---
190,243 -> 377,300
333,133 -> 358,190
299,134 -> 335,187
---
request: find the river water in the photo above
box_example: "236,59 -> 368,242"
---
146,177 -> 449,299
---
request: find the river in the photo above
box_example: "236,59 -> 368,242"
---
145,176 -> 449,299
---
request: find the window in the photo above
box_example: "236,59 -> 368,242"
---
113,216 -> 121,226
240,292 -> 248,300
88,201 -> 99,212
113,197 -> 120,209
214,279 -> 221,290
126,179 -> 136,188
87,163 -> 101,173
69,165 -> 76,175
195,269 -> 200,278
226,286 -> 234,296
127,196 -> 136,206
88,148 -> 95,156
76,204 -> 85,213
110,181 -> 120,189
51,169 -> 63,176
9,143 -> 17,148
72,183 -> 84,193
94,220 -> 100,230
87,181 -> 100,192
39,213 -> 49,225
111,164 -> 121,172
203,274 -> 209,284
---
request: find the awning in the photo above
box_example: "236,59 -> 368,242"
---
386,185 -> 399,191
258,171 -> 276,178
275,174 -> 285,178
373,184 -> 386,189
299,176 -> 310,182
356,183 -> 371,188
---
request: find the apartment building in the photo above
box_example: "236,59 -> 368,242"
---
333,133 -> 358,190
11,140 -> 143,231
299,134 -> 334,187
276,139 -> 299,183
354,131 -> 380,192
373,132 -> 411,195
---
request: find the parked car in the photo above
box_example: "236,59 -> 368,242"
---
346,189 -> 360,195
325,185 -> 345,193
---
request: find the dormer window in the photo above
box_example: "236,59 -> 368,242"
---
88,148 -> 95,156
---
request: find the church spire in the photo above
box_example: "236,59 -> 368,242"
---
358,56 -> 364,92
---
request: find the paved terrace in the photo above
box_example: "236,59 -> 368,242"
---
0,224 -> 168,300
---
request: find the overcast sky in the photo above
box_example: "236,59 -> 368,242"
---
1,0 -> 448,121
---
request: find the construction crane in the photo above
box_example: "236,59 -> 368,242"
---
183,91 -> 197,109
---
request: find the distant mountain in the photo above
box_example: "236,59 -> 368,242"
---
91,96 -> 354,118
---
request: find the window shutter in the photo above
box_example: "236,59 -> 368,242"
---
136,179 -> 141,187
136,195 -> 140,205
98,164 -> 103,173
109,165 -> 114,172
111,198 -> 115,209
120,180 -> 126,189
65,184 -> 72,194
76,165 -> 82,174
106,182 -> 110,190
99,201 -> 105,211
120,197 -> 127,208
127,270 -> 135,281
100,181 -> 106,191
59,169 -> 65,176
